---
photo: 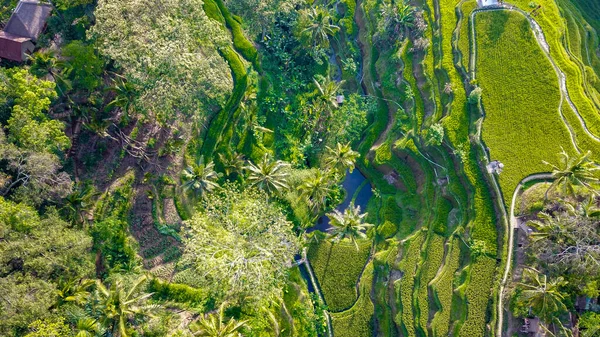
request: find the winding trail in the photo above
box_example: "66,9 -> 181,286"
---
470,5 -> 600,149
499,173 -> 552,336
469,5 -> 585,336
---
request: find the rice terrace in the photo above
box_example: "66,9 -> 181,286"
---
0,0 -> 599,336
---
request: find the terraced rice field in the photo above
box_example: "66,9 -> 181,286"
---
475,10 -> 577,204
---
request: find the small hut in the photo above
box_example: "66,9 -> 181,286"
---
0,0 -> 52,62
486,160 -> 504,174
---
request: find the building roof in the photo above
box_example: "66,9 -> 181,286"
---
0,31 -> 32,61
4,1 -> 52,41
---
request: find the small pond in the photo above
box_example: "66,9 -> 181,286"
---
307,169 -> 373,233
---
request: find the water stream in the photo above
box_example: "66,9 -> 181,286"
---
307,169 -> 373,233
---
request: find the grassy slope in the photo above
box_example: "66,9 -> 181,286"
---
307,239 -> 371,312
475,10 -> 576,205
330,262 -> 375,337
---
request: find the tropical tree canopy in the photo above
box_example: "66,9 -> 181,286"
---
92,0 -> 233,121
296,6 -> 339,55
190,301 -> 247,337
299,170 -> 333,214
516,269 -> 569,328
527,210 -> 600,282
322,142 -> 360,174
181,156 -> 220,197
92,275 -> 157,337
182,185 -> 300,303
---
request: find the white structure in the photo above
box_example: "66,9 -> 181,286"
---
477,0 -> 499,7
486,160 -> 504,174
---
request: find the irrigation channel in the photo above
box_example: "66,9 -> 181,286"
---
469,3 -> 598,335
295,169 -> 373,337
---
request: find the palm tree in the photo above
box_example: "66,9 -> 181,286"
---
379,1 -> 414,39
395,2 -> 415,29
323,142 -> 359,175
182,156 -> 220,198
327,203 -> 373,250
566,195 -> 600,218
245,154 -> 290,195
517,268 -> 569,332
62,184 -> 97,225
313,75 -> 343,109
28,49 -> 72,95
218,152 -> 245,179
527,211 -> 561,244
298,6 -> 340,51
106,77 -> 138,124
544,149 -> 600,199
94,275 -> 157,337
56,278 -> 95,306
73,317 -> 106,337
299,170 -> 333,215
190,302 -> 247,337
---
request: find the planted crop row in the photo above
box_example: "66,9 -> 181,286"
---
475,10 -> 577,207
421,0 -> 443,122
434,0 -> 497,251
430,238 -> 461,337
415,234 -> 446,335
457,0 -> 478,71
458,257 -> 497,337
401,42 -> 426,130
373,253 -> 395,337
394,232 -> 425,337
307,239 -> 371,312
331,262 -> 375,337
509,0 -> 600,137
439,0 -> 469,144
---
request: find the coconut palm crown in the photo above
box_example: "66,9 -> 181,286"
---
182,155 -> 220,197
323,142 -> 359,174
245,154 -> 291,195
327,203 -> 373,250
544,149 -> 600,199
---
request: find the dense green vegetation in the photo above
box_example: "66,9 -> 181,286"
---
1,0 -> 599,334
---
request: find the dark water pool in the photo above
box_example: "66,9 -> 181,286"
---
307,169 -> 373,233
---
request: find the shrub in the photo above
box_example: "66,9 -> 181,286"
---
148,278 -> 209,309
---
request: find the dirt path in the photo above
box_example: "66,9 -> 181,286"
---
497,173 -> 552,336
